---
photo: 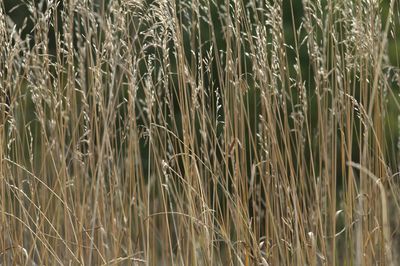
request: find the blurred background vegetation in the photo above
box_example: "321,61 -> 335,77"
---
4,0 -> 400,179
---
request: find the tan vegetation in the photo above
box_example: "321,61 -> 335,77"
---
1,0 -> 400,265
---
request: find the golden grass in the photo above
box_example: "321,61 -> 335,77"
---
1,0 -> 400,264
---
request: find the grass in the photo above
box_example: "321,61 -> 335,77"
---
1,0 -> 400,265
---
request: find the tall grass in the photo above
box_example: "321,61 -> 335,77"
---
1,0 -> 400,264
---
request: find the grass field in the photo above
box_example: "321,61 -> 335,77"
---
1,0 -> 400,265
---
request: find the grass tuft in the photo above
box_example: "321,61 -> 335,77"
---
1,0 -> 400,264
